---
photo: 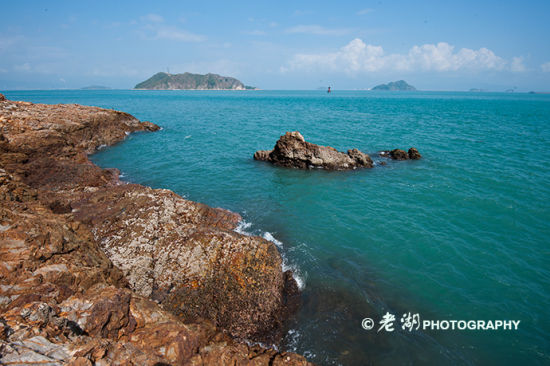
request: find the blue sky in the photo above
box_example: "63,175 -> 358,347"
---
1,0 -> 549,90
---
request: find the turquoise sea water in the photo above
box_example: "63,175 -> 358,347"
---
5,90 -> 550,365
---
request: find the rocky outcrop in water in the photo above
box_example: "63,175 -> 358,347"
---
254,132 -> 374,170
0,96 -> 311,365
379,147 -> 422,160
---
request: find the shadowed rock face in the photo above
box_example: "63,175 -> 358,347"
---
408,147 -> 422,160
254,131 -> 374,170
0,97 -> 311,365
379,147 -> 422,160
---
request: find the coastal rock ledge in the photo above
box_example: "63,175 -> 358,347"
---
0,94 -> 311,365
254,131 -> 374,170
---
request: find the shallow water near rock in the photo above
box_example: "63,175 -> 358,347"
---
6,89 -> 550,365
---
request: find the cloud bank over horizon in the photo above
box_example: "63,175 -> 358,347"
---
283,39 -> 526,75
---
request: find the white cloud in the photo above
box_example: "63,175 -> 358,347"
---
541,62 -> 550,72
153,26 -> 206,42
139,22 -> 205,42
285,25 -> 350,36
283,38 -> 526,74
142,13 -> 164,23
357,8 -> 374,15
243,30 -> 266,36
510,57 -> 526,72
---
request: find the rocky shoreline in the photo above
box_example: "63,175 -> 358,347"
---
0,94 -> 310,365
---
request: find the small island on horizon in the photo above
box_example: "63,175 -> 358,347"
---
80,85 -> 112,90
134,72 -> 256,90
372,80 -> 416,91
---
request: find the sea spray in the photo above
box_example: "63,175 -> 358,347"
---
234,220 -> 306,290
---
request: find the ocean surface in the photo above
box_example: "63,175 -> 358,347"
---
5,90 -> 550,365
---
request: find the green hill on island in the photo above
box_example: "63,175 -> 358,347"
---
134,72 -> 256,90
372,80 -> 416,91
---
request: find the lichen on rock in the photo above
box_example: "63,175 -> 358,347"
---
0,96 -> 311,365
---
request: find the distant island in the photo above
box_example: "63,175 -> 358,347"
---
372,80 -> 416,91
134,72 -> 256,90
80,85 -> 111,90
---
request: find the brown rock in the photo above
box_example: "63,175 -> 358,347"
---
71,184 -> 290,343
141,120 -> 161,131
254,149 -> 271,161
255,131 -> 373,170
390,149 -> 409,160
408,147 -> 422,159
380,148 -> 421,161
67,357 -> 93,366
0,99 -> 312,365
347,148 -> 374,167
0,93 -> 5,101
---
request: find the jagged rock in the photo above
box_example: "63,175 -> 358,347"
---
0,98 -> 312,365
255,131 -> 373,170
347,148 -> 373,167
0,93 -> 5,101
408,147 -> 422,159
253,149 -> 271,161
141,120 -> 160,131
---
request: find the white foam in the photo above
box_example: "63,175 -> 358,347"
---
184,135 -> 192,139
283,261 -> 306,290
285,328 -> 300,351
262,232 -> 283,247
233,220 -> 306,291
285,329 -> 317,360
243,339 -> 279,352
234,220 -> 252,235
262,232 -> 306,290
